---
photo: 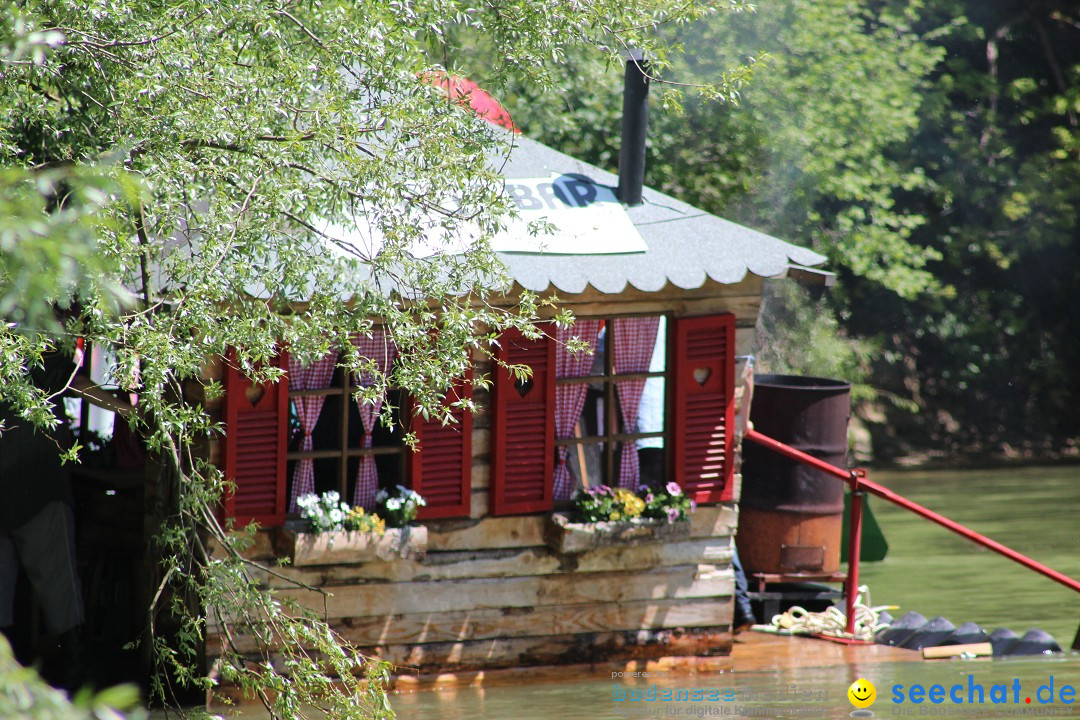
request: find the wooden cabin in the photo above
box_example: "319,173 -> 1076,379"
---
205,66 -> 828,680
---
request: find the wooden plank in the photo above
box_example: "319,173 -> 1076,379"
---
922,642 -> 992,659
532,296 -> 762,324
425,506 -> 734,554
213,597 -> 734,653
274,565 -> 733,619
690,504 -> 739,538
359,627 -> 734,672
208,655 -> 735,705
735,326 -> 756,356
425,516 -> 548,551
336,597 -> 734,647
471,429 -> 490,459
256,538 -> 733,587
469,461 -> 488,490
386,655 -> 732,694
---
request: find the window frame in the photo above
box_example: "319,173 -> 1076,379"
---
285,367 -> 408,504
555,313 -> 670,489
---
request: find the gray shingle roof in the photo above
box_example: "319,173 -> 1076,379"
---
496,134 -> 826,295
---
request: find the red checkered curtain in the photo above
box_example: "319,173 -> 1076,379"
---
613,317 -> 661,488
351,330 -> 397,509
287,351 -> 339,511
553,320 -> 603,499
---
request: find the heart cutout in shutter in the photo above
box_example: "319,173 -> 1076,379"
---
692,367 -> 712,386
514,376 -> 534,398
244,383 -> 266,406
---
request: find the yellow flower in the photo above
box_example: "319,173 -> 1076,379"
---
610,512 -> 622,521
613,488 -> 644,518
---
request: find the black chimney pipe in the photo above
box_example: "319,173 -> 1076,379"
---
617,50 -> 650,207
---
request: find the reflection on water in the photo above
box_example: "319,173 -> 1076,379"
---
395,464 -> 1080,719
395,658 -> 1080,719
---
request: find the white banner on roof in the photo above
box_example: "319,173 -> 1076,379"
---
493,174 -> 647,254
319,174 -> 647,259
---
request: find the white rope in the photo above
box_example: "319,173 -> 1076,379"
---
757,585 -> 893,642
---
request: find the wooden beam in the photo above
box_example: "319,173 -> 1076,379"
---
363,627 -> 734,673
255,538 -> 733,587
274,565 -> 734,619
214,597 -> 734,652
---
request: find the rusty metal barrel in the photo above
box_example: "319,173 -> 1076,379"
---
737,374 -> 851,575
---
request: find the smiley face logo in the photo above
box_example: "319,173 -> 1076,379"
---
848,678 -> 877,712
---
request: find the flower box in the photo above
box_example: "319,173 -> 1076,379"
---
280,525 -> 427,567
544,512 -> 691,555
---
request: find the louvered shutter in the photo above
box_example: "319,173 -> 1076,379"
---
411,374 -> 473,519
672,314 -> 735,504
491,327 -> 555,515
222,350 -> 289,526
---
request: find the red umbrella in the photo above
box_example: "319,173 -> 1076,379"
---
423,72 -> 518,133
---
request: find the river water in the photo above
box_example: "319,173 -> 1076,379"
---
392,464 -> 1080,719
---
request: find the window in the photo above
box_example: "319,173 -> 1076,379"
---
490,313 -> 735,515
286,365 -> 409,509
557,316 -> 667,493
222,340 -> 473,526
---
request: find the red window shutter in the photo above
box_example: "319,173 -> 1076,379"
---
411,374 -> 473,520
490,327 -> 555,515
222,350 -> 289,527
672,314 -> 735,504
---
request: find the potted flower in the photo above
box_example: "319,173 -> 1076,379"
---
282,490 -> 425,566
375,485 -> 427,528
545,482 -> 694,555
640,482 -> 695,523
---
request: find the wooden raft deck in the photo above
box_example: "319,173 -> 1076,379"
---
728,630 -> 921,674
382,631 -> 921,693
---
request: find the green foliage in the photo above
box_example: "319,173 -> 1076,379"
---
0,635 -> 144,720
754,281 -> 884,407
846,1 -> 1080,453
0,0 -> 741,716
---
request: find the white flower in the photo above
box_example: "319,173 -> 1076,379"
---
376,489 -> 389,502
324,490 -> 341,504
386,498 -> 402,511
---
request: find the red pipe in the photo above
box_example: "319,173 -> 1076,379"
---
745,428 -> 1080,595
845,487 -> 864,635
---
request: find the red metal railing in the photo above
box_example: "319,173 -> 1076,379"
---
744,428 -> 1080,636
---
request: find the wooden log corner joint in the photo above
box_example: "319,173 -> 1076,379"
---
278,525 -> 428,567
545,512 -> 692,555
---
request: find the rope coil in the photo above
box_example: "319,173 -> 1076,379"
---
759,585 -> 893,642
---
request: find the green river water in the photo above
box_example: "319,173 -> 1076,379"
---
390,464 -> 1080,719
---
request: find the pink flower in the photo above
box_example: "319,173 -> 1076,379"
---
665,482 -> 682,496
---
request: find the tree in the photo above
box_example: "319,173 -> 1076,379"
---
0,1 -> 753,716
468,0 -> 945,400
846,0 -> 1080,455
